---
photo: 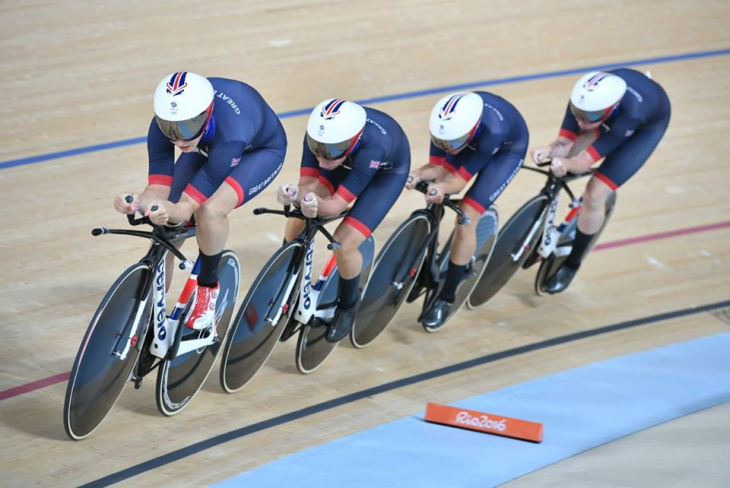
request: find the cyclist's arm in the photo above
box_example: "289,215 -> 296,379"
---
296,176 -> 321,202
547,136 -> 575,158
316,146 -> 383,217
315,193 -> 349,217
140,184 -> 171,202
558,150 -> 595,174
415,163 -> 450,182
547,104 -> 580,158
139,192 -> 199,224
434,171 -> 468,196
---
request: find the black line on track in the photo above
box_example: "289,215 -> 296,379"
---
80,299 -> 730,487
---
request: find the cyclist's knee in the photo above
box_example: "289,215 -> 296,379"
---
334,224 -> 366,252
195,200 -> 231,222
456,202 -> 482,228
453,219 -> 476,241
584,180 -> 613,213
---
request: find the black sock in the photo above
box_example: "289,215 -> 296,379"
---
565,229 -> 595,269
338,275 -> 361,309
439,262 -> 467,303
197,250 -> 223,288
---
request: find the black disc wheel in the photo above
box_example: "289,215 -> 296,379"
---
468,196 -> 549,309
422,207 -> 499,332
220,242 -> 302,393
351,214 -> 432,348
296,236 -> 376,372
63,263 -> 152,440
156,251 -> 240,416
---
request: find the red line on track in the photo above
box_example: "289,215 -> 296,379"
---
594,221 -> 730,252
0,372 -> 70,401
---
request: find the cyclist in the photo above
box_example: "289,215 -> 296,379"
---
113,71 -> 287,330
277,98 -> 410,343
407,91 -> 528,330
531,69 -> 671,293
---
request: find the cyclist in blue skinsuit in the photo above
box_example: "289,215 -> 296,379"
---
407,91 -> 529,330
277,98 -> 410,343
113,71 -> 287,330
532,68 -> 671,293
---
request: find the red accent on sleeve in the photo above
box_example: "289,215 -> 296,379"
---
462,196 -> 486,214
301,167 -> 320,179
225,176 -> 245,207
149,174 -> 173,186
318,176 -> 335,196
183,184 -> 208,205
457,167 -> 473,182
343,216 -> 372,238
587,146 -> 602,162
336,186 -> 356,203
558,129 -> 577,142
429,155 -> 457,174
594,171 -> 619,190
429,155 -> 447,166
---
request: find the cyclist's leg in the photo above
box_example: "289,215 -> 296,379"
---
188,144 -> 285,328
444,151 -> 523,301
546,118 -> 670,292
326,170 -> 408,342
162,152 -> 206,289
423,150 -> 522,326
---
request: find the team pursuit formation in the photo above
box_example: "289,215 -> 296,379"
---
63,68 -> 671,439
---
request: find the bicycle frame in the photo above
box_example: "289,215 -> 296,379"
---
95,216 -> 222,364
537,195 -> 583,259
508,164 -> 593,263
251,206 -> 345,336
292,236 -> 338,325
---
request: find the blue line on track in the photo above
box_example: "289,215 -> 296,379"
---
2,48 -> 729,171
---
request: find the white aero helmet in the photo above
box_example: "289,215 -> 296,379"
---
306,98 -> 367,160
154,72 -> 215,141
570,72 -> 627,123
429,92 -> 483,154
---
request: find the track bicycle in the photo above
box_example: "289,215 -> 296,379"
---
220,205 -> 375,392
467,161 -> 616,308
63,203 -> 240,440
351,181 -> 498,346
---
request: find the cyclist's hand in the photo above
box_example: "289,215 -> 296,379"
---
277,184 -> 299,205
550,158 -> 568,177
114,193 -> 139,214
301,193 -> 318,218
405,171 -> 421,190
425,183 -> 445,204
146,201 -> 169,225
531,146 -> 552,164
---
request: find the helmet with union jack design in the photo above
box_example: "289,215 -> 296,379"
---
570,71 -> 627,124
306,98 -> 367,160
153,72 -> 215,141
429,92 -> 483,154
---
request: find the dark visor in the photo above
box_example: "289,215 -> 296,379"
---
305,133 -> 352,160
430,131 -> 473,154
569,102 -> 611,123
155,110 -> 210,141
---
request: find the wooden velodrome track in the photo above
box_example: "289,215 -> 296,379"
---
1,1 -> 729,486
